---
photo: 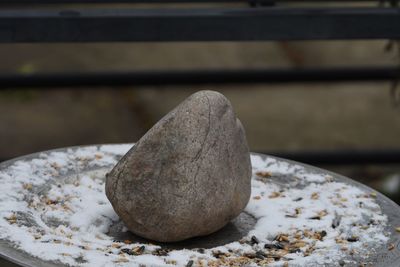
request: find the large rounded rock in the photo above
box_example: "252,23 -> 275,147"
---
105,90 -> 251,242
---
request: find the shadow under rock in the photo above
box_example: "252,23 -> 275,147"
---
108,212 -> 256,249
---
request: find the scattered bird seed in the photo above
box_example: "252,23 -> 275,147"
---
0,145 -> 390,267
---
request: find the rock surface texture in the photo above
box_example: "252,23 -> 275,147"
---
105,90 -> 252,242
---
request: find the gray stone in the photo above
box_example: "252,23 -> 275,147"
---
105,90 -> 252,242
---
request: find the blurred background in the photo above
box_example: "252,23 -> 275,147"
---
1,40 -> 400,202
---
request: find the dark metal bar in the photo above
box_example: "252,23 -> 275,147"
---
0,7 -> 400,42
0,67 -> 397,89
261,149 -> 400,165
0,0 -> 246,4
0,0 -> 245,3
0,0 -> 380,4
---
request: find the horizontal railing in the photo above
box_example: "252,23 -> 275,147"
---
0,67 -> 398,89
0,0 -> 383,4
0,8 -> 399,42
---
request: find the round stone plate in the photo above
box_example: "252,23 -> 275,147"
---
0,145 -> 400,267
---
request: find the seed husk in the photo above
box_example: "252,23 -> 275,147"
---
212,250 -> 229,258
256,171 -> 272,178
34,234 -> 42,240
269,192 -> 281,199
243,252 -> 257,259
113,256 -> 129,263
255,250 -> 267,259
265,243 -> 285,250
313,230 -> 327,241
347,236 -> 359,242
23,183 -> 33,190
269,251 -> 287,261
6,213 -> 17,224
133,246 -> 145,255
153,248 -> 170,256
275,234 -> 289,242
332,214 -> 341,228
289,248 -> 301,253
318,210 -> 328,217
120,248 -> 133,255
292,241 -> 307,248
251,235 -> 259,244
111,243 -> 121,248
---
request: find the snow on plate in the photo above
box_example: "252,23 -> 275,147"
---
0,145 -> 389,267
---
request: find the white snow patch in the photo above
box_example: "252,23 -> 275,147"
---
0,146 -> 389,267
